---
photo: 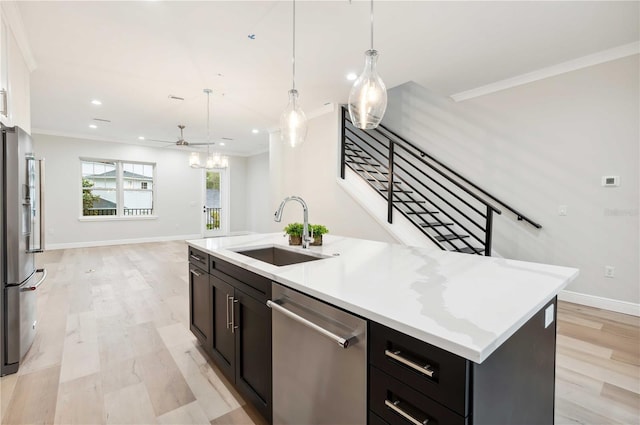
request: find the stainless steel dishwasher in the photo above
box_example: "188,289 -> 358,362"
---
268,283 -> 367,424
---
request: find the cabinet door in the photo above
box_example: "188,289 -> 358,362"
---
188,266 -> 211,345
234,289 -> 272,423
210,275 -> 235,382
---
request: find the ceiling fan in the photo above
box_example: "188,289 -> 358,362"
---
148,124 -> 215,147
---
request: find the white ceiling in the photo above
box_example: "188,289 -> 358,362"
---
17,1 -> 640,156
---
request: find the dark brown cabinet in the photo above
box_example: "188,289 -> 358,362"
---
368,298 -> 557,425
188,248 -> 273,424
188,264 -> 211,346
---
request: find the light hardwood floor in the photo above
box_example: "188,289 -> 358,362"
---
0,241 -> 638,424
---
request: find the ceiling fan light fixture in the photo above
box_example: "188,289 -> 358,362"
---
189,152 -> 202,168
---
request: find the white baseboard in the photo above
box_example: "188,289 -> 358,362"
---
559,290 -> 640,317
45,234 -> 202,250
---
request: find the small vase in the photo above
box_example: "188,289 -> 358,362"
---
288,235 -> 302,246
310,235 -> 323,246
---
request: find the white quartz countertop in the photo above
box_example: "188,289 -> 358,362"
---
186,233 -> 579,363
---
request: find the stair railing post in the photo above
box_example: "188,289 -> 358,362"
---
484,206 -> 493,256
387,140 -> 394,223
340,106 -> 346,179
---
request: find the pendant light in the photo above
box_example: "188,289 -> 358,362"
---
279,0 -> 308,148
348,0 -> 387,130
190,89 -> 228,169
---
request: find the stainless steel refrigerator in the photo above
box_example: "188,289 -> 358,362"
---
1,124 -> 46,376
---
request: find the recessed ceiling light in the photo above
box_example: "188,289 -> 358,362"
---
252,129 -> 259,134
138,136 -> 145,140
91,99 -> 102,105
346,72 -> 357,81
89,124 -> 97,129
219,142 -> 225,146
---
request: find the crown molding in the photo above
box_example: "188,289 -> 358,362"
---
1,2 -> 37,72
451,41 -> 640,102
31,128 -> 263,157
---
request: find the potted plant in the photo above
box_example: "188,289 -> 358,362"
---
283,222 -> 304,245
309,224 -> 329,246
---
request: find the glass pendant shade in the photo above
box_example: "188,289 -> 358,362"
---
189,152 -> 201,168
280,89 -> 308,148
205,154 -> 215,169
348,49 -> 387,130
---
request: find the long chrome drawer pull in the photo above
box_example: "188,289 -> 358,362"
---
21,269 -> 48,292
231,297 -> 238,333
189,254 -> 204,262
226,294 -> 231,329
0,89 -> 7,116
189,268 -> 202,277
384,400 -> 429,425
266,300 -> 350,348
385,349 -> 434,378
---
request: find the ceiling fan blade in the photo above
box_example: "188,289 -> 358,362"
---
146,138 -> 174,143
188,142 -> 217,146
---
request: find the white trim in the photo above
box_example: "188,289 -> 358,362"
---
451,41 -> 640,102
32,129 -> 262,157
45,233 -> 201,250
78,215 -> 158,222
0,2 -> 37,72
559,290 -> 640,317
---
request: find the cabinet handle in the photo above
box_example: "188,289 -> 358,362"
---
231,298 -> 239,333
0,89 -> 7,116
384,400 -> 429,425
189,268 -> 202,277
226,294 -> 232,329
190,254 -> 204,262
384,349 -> 434,378
267,300 -> 351,348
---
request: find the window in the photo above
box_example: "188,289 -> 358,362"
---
81,159 -> 155,217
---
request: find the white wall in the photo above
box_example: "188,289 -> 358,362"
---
227,155 -> 247,233
34,133 -> 248,247
245,152 -> 271,233
268,105 -> 398,243
382,55 -> 639,306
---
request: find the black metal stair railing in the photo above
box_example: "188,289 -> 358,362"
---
339,106 -> 542,256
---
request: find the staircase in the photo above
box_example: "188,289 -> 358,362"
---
339,107 -> 541,256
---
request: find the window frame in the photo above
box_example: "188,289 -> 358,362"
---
79,157 -> 157,221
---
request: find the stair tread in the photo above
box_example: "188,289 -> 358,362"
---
419,222 -> 453,227
346,160 -> 382,167
377,188 -> 413,194
406,210 -> 438,214
354,168 -> 388,175
393,200 -> 425,203
367,179 -> 402,184
455,246 -> 485,254
434,234 -> 470,242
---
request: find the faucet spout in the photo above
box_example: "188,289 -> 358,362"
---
274,196 -> 311,248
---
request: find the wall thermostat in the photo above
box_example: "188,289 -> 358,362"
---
602,176 -> 620,187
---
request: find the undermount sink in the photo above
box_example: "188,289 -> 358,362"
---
233,246 -> 327,266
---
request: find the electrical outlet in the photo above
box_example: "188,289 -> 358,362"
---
604,266 -> 615,278
559,205 -> 568,216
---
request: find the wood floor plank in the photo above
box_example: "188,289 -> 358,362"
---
54,372 -> 105,425
2,365 -> 60,425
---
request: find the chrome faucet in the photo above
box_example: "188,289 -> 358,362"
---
274,196 -> 312,249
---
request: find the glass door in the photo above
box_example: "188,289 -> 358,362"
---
203,168 -> 228,237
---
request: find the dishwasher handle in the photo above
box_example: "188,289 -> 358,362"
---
267,300 -> 351,349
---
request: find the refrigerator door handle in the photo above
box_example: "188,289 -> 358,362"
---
20,269 -> 47,292
27,159 -> 45,253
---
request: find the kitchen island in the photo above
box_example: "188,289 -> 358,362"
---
187,233 -> 578,424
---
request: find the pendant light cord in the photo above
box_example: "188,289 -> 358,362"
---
370,0 -> 374,51
206,90 -> 211,157
292,0 -> 296,91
